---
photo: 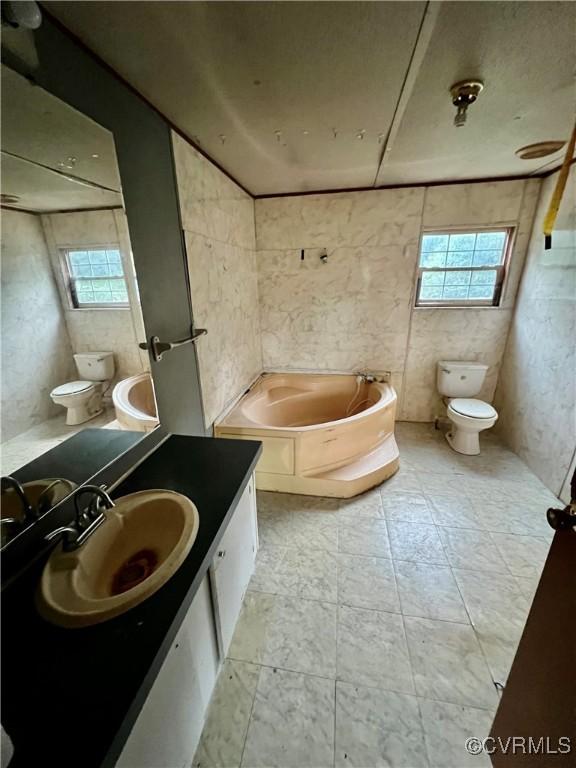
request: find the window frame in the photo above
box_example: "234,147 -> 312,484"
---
415,226 -> 514,309
60,245 -> 130,310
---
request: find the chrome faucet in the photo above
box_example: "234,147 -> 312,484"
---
45,485 -> 115,552
1,476 -> 35,522
354,371 -> 376,384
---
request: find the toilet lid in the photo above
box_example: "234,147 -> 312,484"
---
51,380 -> 94,397
450,398 -> 497,419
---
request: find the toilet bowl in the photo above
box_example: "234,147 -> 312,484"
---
51,352 -> 114,426
446,397 -> 498,456
437,361 -> 498,456
50,380 -> 102,426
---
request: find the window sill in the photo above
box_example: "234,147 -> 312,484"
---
68,306 -> 131,312
413,304 -> 506,311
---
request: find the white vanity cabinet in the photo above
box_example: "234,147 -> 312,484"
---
210,474 -> 258,655
116,475 -> 258,768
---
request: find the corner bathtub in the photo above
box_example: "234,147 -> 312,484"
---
215,373 -> 399,498
112,372 -> 159,433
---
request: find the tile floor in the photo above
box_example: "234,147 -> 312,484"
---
0,408 -> 120,475
194,423 -> 558,768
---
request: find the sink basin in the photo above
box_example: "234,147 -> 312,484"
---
39,490 -> 199,628
1,479 -> 77,547
1,478 -> 77,520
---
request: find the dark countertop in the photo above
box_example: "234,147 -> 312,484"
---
10,428 -> 144,488
1,434 -> 261,768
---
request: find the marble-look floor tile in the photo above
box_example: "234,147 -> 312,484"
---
381,493 -> 435,525
338,488 -> 384,519
515,573 -> 541,602
419,698 -> 494,767
394,561 -> 468,622
427,494 -> 482,530
249,546 -> 287,593
337,554 -> 400,612
229,592 -> 337,678
471,498 -> 553,539
256,491 -> 339,515
228,591 -> 276,666
388,522 -> 447,565
242,667 -> 335,768
438,528 -> 509,574
490,532 -> 551,578
258,509 -> 338,552
249,546 -> 338,602
337,605 -> 414,694
193,660 -> 260,768
335,682 -> 428,768
404,616 -> 498,709
338,517 -> 391,558
453,569 -> 530,683
380,470 -> 423,497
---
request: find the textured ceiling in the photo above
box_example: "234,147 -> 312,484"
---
43,1 -> 576,195
1,65 -> 122,211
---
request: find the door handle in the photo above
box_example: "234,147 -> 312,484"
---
139,327 -> 207,362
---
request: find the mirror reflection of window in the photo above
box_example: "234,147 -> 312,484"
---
0,64 -> 157,546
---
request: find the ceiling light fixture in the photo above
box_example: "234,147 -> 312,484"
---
450,80 -> 484,127
515,141 -> 566,160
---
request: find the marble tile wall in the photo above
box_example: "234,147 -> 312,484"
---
495,167 -> 576,500
1,210 -> 76,441
41,210 -> 149,383
255,179 -> 540,421
172,134 -> 262,428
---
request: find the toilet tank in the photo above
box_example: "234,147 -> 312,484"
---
74,352 -> 115,381
437,361 -> 488,397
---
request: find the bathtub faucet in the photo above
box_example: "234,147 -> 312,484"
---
354,371 -> 376,384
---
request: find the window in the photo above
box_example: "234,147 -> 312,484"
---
62,247 -> 130,308
415,229 -> 512,307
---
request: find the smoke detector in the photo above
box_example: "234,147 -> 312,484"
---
515,141 -> 566,160
450,80 -> 484,127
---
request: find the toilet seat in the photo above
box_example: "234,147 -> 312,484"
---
449,398 -> 497,420
51,380 -> 94,397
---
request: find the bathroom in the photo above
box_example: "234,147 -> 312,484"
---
0,65 -> 158,477
1,2 -> 574,768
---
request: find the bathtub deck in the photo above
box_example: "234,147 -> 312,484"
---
193,422 -> 556,768
254,432 -> 400,497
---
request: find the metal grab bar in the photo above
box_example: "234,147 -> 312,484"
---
139,327 -> 207,362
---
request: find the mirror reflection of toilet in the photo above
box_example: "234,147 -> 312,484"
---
437,361 -> 498,455
50,352 -> 115,425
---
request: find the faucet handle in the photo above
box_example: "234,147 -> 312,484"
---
45,526 -> 79,550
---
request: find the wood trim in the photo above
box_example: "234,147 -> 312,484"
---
253,174 -> 540,200
1,205 -> 124,215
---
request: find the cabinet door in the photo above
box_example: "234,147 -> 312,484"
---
116,576 -> 219,768
211,476 -> 258,656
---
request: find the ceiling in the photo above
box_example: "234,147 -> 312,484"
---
1,64 -> 122,212
43,1 -> 576,195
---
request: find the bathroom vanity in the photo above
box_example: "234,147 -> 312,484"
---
1,434 -> 261,768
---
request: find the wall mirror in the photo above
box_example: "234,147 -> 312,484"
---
0,63 -> 158,548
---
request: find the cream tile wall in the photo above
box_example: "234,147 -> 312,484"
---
1,210 -> 76,441
41,210 -> 149,384
255,179 -> 540,421
402,179 -> 540,420
495,168 -> 576,500
172,134 -> 262,428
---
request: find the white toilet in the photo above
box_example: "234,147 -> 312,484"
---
437,361 -> 498,455
51,352 -> 115,425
